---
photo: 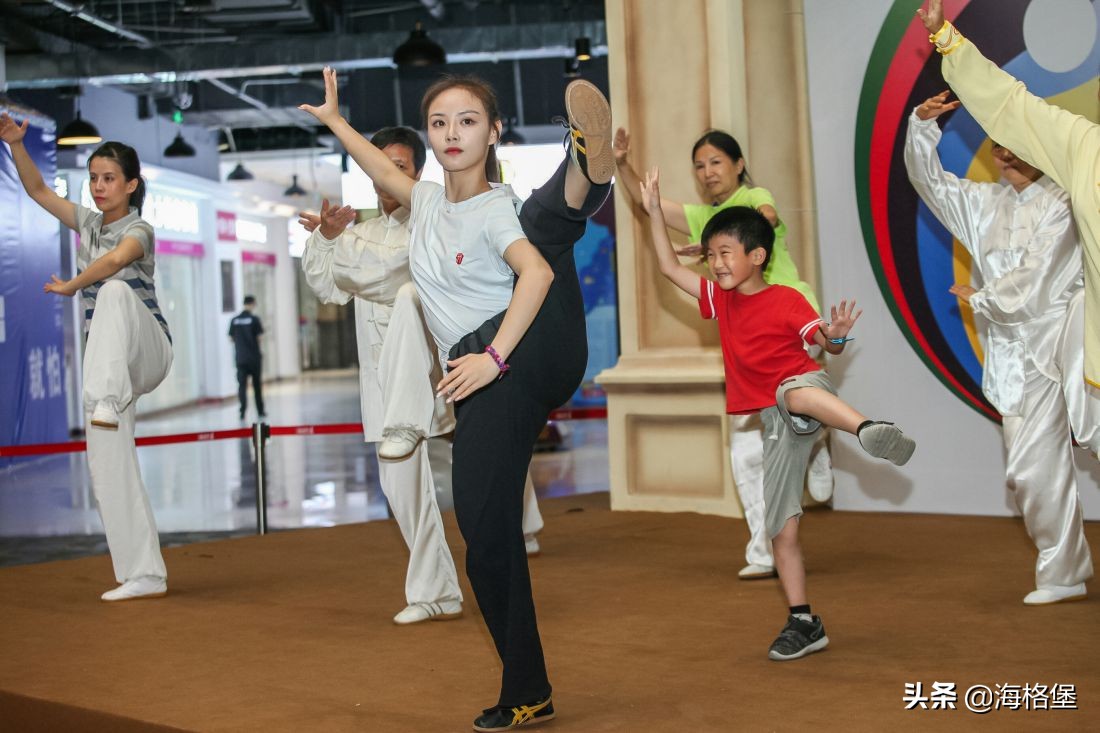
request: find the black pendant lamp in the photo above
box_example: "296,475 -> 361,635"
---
57,110 -> 102,146
164,131 -> 196,157
284,174 -> 307,197
574,37 -> 592,62
227,162 -> 254,181
393,22 -> 446,67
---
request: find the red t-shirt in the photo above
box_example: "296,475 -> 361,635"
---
699,278 -> 824,414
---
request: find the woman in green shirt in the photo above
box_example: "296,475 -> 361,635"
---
614,127 -> 831,581
614,128 -> 818,311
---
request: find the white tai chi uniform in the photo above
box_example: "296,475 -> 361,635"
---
301,208 -> 542,606
77,205 -> 173,584
905,112 -> 1094,590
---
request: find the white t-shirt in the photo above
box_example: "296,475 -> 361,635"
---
408,180 -> 526,363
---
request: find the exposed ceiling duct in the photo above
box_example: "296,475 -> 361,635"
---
5,21 -> 608,89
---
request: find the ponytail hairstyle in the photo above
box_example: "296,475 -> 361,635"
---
88,141 -> 147,214
420,74 -> 503,183
691,129 -> 752,186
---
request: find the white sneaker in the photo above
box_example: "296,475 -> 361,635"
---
806,446 -> 834,502
738,563 -> 777,580
1023,583 -> 1086,605
525,534 -> 541,557
101,576 -> 167,602
393,600 -> 463,625
377,429 -> 422,460
90,403 -> 120,430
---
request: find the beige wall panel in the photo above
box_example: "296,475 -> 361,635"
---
627,415 -> 726,498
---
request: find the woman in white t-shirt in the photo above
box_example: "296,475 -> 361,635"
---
1,116 -> 173,603
301,68 -> 613,731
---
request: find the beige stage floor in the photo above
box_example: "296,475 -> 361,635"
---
0,493 -> 1096,732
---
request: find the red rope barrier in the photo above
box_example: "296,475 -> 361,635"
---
0,408 -> 608,458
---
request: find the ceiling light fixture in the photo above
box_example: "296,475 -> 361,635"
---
574,37 -> 592,62
283,174 -> 307,197
227,162 -> 254,181
163,108 -> 196,158
393,22 -> 446,67
57,89 -> 102,146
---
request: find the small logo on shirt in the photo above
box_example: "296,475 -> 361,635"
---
456,252 -> 464,265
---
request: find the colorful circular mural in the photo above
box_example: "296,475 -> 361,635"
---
855,0 -> 1100,421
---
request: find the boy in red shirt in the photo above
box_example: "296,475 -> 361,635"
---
640,169 -> 916,660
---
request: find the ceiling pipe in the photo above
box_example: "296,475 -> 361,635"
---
6,21 -> 608,89
207,77 -> 317,134
44,0 -> 154,49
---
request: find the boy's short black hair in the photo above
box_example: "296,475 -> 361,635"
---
369,126 -> 427,173
700,206 -> 774,269
243,295 -> 256,306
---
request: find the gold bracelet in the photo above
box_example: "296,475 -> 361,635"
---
928,21 -> 951,45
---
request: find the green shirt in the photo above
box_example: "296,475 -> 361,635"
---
684,185 -> 819,312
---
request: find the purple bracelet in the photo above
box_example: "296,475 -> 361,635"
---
485,345 -> 510,378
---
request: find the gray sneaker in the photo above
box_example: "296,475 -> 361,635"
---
768,614 -> 829,661
857,421 -> 915,466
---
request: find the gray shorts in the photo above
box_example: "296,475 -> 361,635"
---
762,370 -> 836,538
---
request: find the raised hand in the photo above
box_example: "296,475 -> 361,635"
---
916,0 -> 945,34
639,166 -> 662,216
613,127 -> 630,164
298,66 -> 342,127
825,299 -> 862,340
297,210 -> 321,233
0,113 -> 29,145
319,199 -> 356,239
915,90 -> 960,121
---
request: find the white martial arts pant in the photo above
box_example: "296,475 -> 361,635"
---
82,280 -> 172,584
1002,369 -> 1093,589
728,414 -> 830,567
375,283 -> 543,606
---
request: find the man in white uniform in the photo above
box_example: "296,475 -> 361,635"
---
301,127 -> 543,624
904,93 -> 1095,605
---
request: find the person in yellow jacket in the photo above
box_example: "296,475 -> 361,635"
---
916,0 -> 1100,390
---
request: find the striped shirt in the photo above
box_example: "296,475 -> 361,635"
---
75,205 -> 171,342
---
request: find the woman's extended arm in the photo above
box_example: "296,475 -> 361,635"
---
44,236 -> 144,296
1,113 -> 78,231
299,68 -> 415,209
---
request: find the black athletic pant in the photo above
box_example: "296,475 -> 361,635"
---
452,158 -> 610,707
236,361 -> 264,417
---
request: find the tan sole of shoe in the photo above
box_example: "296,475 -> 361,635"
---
101,590 -> 167,603
1024,593 -> 1087,606
739,570 -> 778,580
565,79 -> 613,185
90,419 -> 119,430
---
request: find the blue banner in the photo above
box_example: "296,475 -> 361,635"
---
0,102 -> 68,447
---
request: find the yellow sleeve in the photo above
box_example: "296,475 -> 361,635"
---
939,26 -> 1099,193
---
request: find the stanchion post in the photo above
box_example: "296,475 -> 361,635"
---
252,421 -> 271,535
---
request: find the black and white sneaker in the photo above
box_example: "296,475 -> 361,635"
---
473,697 -> 555,731
561,79 -> 613,185
857,421 -> 915,466
768,614 -> 829,661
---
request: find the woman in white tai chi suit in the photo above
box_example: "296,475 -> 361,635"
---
1,114 -> 172,602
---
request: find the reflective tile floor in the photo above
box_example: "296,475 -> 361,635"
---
0,370 -> 610,565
